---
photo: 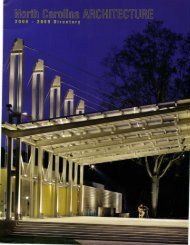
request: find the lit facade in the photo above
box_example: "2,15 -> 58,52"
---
1,39 -> 190,220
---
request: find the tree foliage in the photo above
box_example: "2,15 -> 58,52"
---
176,33 -> 190,98
103,20 -> 190,108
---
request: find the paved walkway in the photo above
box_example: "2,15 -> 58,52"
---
4,217 -> 188,244
78,241 -> 185,245
23,216 -> 189,228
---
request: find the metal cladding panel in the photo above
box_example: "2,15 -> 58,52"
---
82,185 -> 122,215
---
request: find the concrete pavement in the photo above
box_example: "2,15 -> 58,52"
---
78,241 -> 187,245
23,216 -> 188,228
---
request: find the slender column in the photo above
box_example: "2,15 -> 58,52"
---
17,53 -> 23,113
74,163 -> 78,185
76,100 -> 85,115
50,89 -> 54,118
64,89 -> 74,116
50,76 -> 61,118
47,152 -> 53,181
39,62 -> 44,120
32,75 -> 37,120
56,86 -> 61,118
9,54 -> 16,110
37,147 -> 43,218
9,39 -> 24,113
68,160 -> 73,216
5,136 -> 8,167
15,139 -> 22,220
79,165 -> 84,215
6,137 -> 13,220
80,165 -> 84,185
29,146 -> 35,217
54,155 -> 59,217
62,158 -> 67,185
32,60 -> 44,120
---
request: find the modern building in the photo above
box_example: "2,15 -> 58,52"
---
1,39 -> 190,220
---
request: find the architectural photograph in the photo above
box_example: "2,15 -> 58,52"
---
0,0 -> 189,244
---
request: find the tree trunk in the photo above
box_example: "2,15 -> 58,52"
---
151,176 -> 160,217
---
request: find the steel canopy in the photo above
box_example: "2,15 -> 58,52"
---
2,99 -> 190,165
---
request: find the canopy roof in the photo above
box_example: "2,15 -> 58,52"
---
2,99 -> 190,165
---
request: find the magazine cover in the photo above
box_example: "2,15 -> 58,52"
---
0,0 -> 189,243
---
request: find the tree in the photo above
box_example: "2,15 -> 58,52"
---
145,154 -> 183,217
103,20 -> 189,217
176,33 -> 190,98
103,20 -> 184,107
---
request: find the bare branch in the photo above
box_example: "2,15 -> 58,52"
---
145,157 -> 153,178
154,155 -> 163,174
159,152 -> 183,179
157,154 -> 165,173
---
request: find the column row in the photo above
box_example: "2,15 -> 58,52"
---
29,146 -> 84,218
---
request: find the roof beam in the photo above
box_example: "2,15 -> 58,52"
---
32,117 -> 190,147
2,105 -> 190,138
52,129 -> 190,154
76,145 -> 190,165
62,138 -> 189,161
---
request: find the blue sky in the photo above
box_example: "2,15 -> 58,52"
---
2,0 -> 190,120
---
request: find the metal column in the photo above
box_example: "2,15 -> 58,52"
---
68,160 -> 73,216
47,152 -> 53,181
9,54 -> 15,110
80,165 -> 84,186
37,147 -> 43,218
9,38 -> 24,113
50,76 -> 61,118
64,89 -> 74,116
8,38 -> 24,220
74,163 -> 78,185
6,137 -> 13,220
15,139 -> 22,220
76,100 -> 85,115
79,165 -> 84,215
29,146 -> 35,217
54,155 -> 59,217
32,59 -> 44,120
62,158 -> 67,185
17,52 -> 23,113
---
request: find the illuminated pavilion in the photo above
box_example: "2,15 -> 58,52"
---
1,38 -> 190,220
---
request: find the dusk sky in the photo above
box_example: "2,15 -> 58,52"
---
3,0 -> 190,119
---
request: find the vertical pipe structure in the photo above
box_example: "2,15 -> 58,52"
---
76,100 -> 85,115
9,38 -> 24,113
50,76 -> 61,118
62,158 -> 67,185
5,136 -> 8,167
15,139 -> 22,220
6,138 -> 13,220
54,155 -> 59,217
47,152 -> 53,182
68,160 -> 73,216
74,163 -> 78,185
9,55 -> 15,111
8,39 -> 24,220
32,59 -> 44,120
80,165 -> 84,186
17,51 -> 23,113
37,147 -> 43,218
64,89 -> 74,116
29,146 -> 35,217
79,165 -> 84,215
